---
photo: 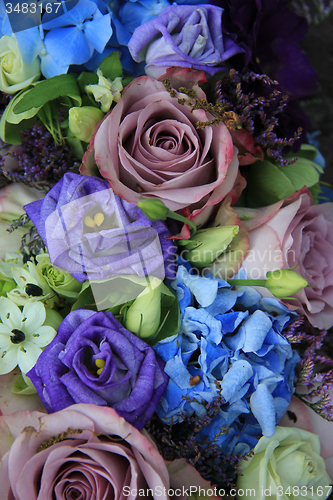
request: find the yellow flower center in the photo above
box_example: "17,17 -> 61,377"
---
1,53 -> 14,73
95,358 -> 105,375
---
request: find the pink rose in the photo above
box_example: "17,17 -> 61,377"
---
83,76 -> 239,227
0,403 -> 213,499
238,191 -> 333,329
280,394 -> 333,480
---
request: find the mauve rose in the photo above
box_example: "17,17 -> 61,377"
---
27,309 -> 168,430
237,192 -> 333,329
128,4 -> 244,79
85,76 -> 239,228
24,172 -> 176,282
0,403 -> 215,500
0,404 -> 169,499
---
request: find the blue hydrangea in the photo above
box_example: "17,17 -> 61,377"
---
153,264 -> 300,454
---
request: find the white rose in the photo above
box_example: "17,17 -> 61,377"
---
0,34 -> 40,94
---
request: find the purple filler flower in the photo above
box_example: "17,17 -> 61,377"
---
24,173 -> 176,283
128,4 -> 244,78
27,308 -> 168,430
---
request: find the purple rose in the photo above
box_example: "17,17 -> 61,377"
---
128,4 -> 244,79
24,173 -> 176,284
27,309 -> 168,429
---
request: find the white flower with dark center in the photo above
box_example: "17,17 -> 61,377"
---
7,261 -> 56,307
0,298 -> 57,375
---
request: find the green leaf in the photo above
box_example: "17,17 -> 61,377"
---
148,286 -> 180,346
279,159 -> 321,191
247,160 -> 295,206
122,76 -> 133,88
284,144 -> 319,162
98,51 -> 123,81
71,285 -> 97,311
13,74 -> 80,114
0,113 -> 35,144
3,87 -> 41,125
77,71 -> 98,95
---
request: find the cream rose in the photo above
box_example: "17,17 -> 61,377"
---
0,34 -> 40,94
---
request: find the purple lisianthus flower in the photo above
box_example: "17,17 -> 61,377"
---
128,4 -> 244,78
24,173 -> 176,286
27,308 -> 168,429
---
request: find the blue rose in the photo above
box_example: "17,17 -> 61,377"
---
128,4 -> 244,78
154,265 -> 300,452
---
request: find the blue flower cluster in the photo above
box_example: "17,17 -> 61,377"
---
1,0 -> 204,78
154,262 -> 300,454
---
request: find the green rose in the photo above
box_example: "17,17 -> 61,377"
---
36,255 -> 81,300
0,34 -> 40,94
237,427 -> 332,500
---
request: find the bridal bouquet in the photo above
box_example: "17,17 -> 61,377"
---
0,0 -> 333,498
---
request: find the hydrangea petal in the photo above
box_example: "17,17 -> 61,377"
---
250,384 -> 276,436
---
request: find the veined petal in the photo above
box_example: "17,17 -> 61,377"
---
0,324 -> 11,335
30,326 -> 57,348
0,332 -> 11,348
0,346 -> 18,375
17,341 -> 42,374
11,267 -> 34,289
0,298 -> 22,329
22,301 -> 46,334
44,27 -> 94,66
83,14 -> 112,53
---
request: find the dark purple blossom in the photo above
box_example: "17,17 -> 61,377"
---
27,308 -> 168,429
209,0 -> 318,99
208,0 -> 318,147
24,172 -> 176,283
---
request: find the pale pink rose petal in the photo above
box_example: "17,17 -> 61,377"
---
92,76 -> 238,225
0,369 -> 46,416
0,404 -> 173,500
158,67 -> 207,94
238,190 -> 333,329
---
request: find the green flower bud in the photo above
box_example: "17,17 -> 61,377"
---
266,269 -> 308,298
0,276 -> 16,296
137,199 -> 169,221
44,307 -> 63,330
36,254 -> 81,301
181,226 -> 239,267
125,278 -> 162,339
68,106 -> 104,143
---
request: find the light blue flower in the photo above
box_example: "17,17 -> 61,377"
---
118,0 -> 170,34
41,0 -> 112,68
153,264 -> 300,453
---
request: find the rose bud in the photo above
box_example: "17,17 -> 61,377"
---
68,106 -> 104,143
266,269 -> 308,299
180,226 -> 239,267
